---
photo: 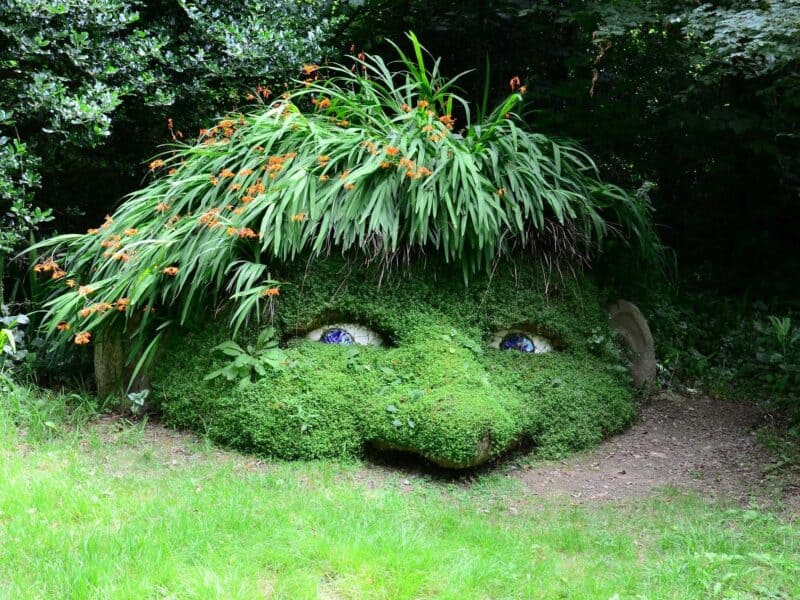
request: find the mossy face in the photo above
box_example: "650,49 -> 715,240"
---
153,260 -> 635,467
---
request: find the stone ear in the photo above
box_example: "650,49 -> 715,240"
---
608,299 -> 656,388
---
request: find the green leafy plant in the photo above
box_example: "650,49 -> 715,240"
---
29,34 -> 658,381
204,327 -> 287,388
0,308 -> 32,370
0,134 -> 52,304
753,316 -> 800,400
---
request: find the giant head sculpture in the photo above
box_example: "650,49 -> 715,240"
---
32,37 -> 657,467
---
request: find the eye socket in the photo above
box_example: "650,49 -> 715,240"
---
306,323 -> 384,346
489,329 -> 553,354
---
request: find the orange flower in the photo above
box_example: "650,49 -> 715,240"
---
51,269 -> 66,280
92,302 -> 113,313
74,331 -> 92,345
400,103 -> 412,112
220,168 -> 235,179
102,215 -> 114,228
318,155 -> 330,165
239,168 -> 254,176
100,237 -> 121,249
438,115 -> 455,130
241,195 -> 254,204
291,212 -> 307,222
509,76 -> 521,91
418,166 -> 432,177
66,279 -> 77,288
79,307 -> 94,318
33,258 -> 59,273
344,182 -> 356,191
337,120 -> 349,127
380,161 -> 392,169
519,85 -> 527,95
247,180 -> 265,195
210,176 -> 219,186
197,208 -> 220,229
262,287 -> 280,297
417,100 -> 429,109
302,64 -> 319,74
162,266 -> 179,276
319,175 -> 330,182
87,228 -> 100,235
168,168 -> 178,176
149,159 -> 165,171
78,286 -> 93,297
112,252 -> 130,262
116,298 -> 130,312
385,146 -> 400,156
124,228 -> 138,236
56,321 -> 71,332
156,202 -> 171,213
316,97 -> 331,109
497,187 -> 506,197
229,183 -> 242,191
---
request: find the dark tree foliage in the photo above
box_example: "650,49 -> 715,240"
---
0,0 -> 341,261
3,0 -> 798,297
342,0 -> 800,295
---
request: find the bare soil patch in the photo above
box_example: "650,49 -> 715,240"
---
513,391 -> 797,509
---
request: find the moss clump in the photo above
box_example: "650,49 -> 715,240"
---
153,259 -> 635,467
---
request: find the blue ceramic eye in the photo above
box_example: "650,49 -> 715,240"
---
320,328 -> 355,345
500,333 -> 536,353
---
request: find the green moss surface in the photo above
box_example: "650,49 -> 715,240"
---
153,259 -> 635,467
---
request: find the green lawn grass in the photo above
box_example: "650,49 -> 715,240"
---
1,389 -> 799,599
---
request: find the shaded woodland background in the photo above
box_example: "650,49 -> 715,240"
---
2,0 -> 798,407
5,0 -> 797,294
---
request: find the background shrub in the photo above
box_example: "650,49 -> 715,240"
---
1,0 -> 341,301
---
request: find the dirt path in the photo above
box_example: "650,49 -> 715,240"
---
513,391 -> 797,508
92,391 -> 799,510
